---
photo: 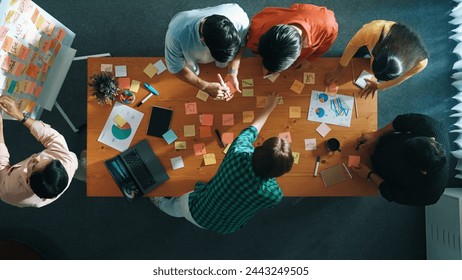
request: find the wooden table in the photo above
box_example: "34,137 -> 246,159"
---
87,57 -> 378,197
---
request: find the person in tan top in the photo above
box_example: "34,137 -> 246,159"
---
325,20 -> 428,98
0,96 -> 78,208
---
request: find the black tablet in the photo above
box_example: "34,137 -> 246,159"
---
147,106 -> 173,137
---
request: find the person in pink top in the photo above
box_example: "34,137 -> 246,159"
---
0,96 -> 79,208
246,3 -> 338,76
325,20 -> 428,99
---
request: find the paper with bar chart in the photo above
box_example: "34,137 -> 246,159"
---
98,102 -> 144,151
307,90 -> 354,127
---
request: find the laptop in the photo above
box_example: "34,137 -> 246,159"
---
104,139 -> 169,202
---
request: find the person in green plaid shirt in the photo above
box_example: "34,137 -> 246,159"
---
151,92 -> 294,234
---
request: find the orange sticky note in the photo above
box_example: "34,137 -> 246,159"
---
242,111 -> 254,123
222,132 -> 234,145
25,63 -> 40,78
201,114 -> 213,126
118,77 -> 130,89
222,114 -> 234,126
290,79 -> 305,94
200,125 -> 212,138
194,143 -> 206,156
256,96 -> 267,108
279,131 -> 292,143
348,155 -> 361,168
185,102 -> 197,115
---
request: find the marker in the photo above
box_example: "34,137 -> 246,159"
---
313,156 -> 321,177
214,129 -> 225,148
136,83 -> 159,107
342,163 -> 353,178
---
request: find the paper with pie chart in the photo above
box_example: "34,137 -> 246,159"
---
307,90 -> 354,127
98,102 -> 144,151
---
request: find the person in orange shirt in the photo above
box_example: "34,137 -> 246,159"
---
325,20 -> 428,99
246,3 -> 338,76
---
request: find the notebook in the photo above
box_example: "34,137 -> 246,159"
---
320,163 -> 352,187
147,106 -> 173,137
104,139 -> 169,202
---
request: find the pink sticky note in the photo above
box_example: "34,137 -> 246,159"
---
279,132 -> 292,143
222,132 -> 234,145
201,114 -> 213,126
194,143 -> 207,156
222,114 -> 234,126
185,102 -> 197,115
200,125 -> 212,138
348,155 -> 361,168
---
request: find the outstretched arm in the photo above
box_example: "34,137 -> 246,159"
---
251,92 -> 278,133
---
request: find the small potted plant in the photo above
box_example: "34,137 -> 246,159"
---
88,72 -> 119,105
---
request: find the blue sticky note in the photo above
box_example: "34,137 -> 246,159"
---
162,129 -> 177,144
170,156 -> 184,170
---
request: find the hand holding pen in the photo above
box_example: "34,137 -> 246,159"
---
216,73 -> 233,101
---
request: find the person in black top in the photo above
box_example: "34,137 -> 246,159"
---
351,113 -> 449,206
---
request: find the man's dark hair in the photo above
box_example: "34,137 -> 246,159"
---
30,159 -> 69,199
403,136 -> 447,173
372,23 -> 428,81
258,25 -> 302,73
201,15 -> 241,63
252,137 -> 294,179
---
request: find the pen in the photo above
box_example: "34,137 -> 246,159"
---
313,156 -> 320,177
342,163 -> 353,178
217,74 -> 230,99
214,129 -> 225,148
136,83 -> 159,107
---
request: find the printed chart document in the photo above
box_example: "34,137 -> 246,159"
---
308,90 -> 354,127
98,102 -> 144,151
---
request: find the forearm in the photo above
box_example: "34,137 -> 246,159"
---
228,47 -> 245,72
368,172 -> 385,188
251,107 -> 273,133
174,67 -> 207,91
374,123 -> 395,139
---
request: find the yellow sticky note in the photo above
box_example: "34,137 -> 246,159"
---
113,114 -> 126,128
242,79 -> 254,87
129,80 -> 141,93
290,79 -> 305,94
184,125 -> 196,137
292,152 -> 300,164
175,141 -> 187,150
196,90 -> 209,102
243,111 -> 254,123
101,64 -> 112,72
303,72 -> 315,84
265,73 -> 280,83
242,88 -> 254,97
203,153 -> 217,166
143,63 -> 158,78
289,106 -> 301,118
256,96 -> 267,108
277,96 -> 284,104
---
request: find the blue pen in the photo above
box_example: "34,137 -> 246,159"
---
136,83 -> 160,107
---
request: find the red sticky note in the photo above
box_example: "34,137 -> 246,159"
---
222,114 -> 234,126
118,77 -> 130,89
222,132 -> 234,145
200,125 -> 212,138
201,114 -> 213,126
348,155 -> 361,168
193,143 -> 207,156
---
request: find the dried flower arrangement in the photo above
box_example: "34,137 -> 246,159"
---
88,72 -> 119,105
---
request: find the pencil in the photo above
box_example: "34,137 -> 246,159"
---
354,92 -> 358,119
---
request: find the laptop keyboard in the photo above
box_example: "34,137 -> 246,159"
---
122,150 -> 156,189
